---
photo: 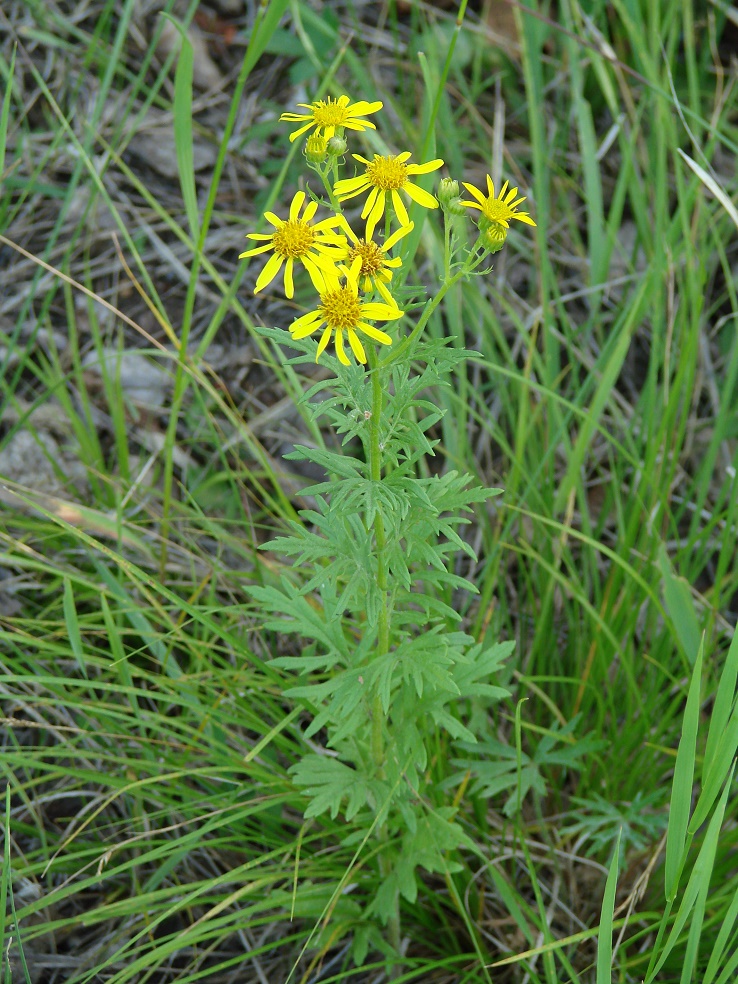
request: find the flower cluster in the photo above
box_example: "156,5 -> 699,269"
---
239,94 -> 536,366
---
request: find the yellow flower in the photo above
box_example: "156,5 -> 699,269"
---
340,219 -> 413,307
460,176 -> 536,229
280,95 -> 383,143
333,152 -> 444,239
239,191 -> 346,298
290,258 -> 403,367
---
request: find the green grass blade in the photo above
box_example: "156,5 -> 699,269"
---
162,15 -> 199,244
688,697 -> 738,834
0,45 -> 15,184
62,576 -> 88,679
596,830 -> 621,984
0,786 -> 9,962
553,278 -> 647,513
646,761 -> 735,983
658,544 -> 702,667
665,638 -> 703,900
703,625 -> 738,776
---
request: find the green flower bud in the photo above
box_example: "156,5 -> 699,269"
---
481,219 -> 508,254
326,135 -> 348,157
305,134 -> 328,163
437,176 -> 465,216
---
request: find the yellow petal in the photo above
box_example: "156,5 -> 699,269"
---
362,302 -> 403,320
406,158 -> 444,174
382,223 -> 413,251
302,254 -> 328,292
292,314 -> 324,339
364,190 -> 386,239
375,279 -> 397,306
461,182 -> 486,206
356,322 -> 393,345
289,191 -> 305,221
316,326 -> 333,360
403,183 -> 438,209
288,122 -> 316,143
347,329 -> 367,364
391,190 -> 409,226
283,257 -> 294,298
302,200 -> 319,222
335,329 -> 350,365
239,242 -> 273,258
253,252 -> 284,293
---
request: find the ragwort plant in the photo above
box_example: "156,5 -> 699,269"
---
240,94 -> 536,957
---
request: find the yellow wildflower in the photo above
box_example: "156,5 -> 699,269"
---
239,191 -> 346,299
340,219 -> 413,307
334,152 -> 444,239
460,176 -> 536,230
290,258 -> 403,367
280,95 -> 383,144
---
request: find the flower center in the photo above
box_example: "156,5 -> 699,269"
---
311,99 -> 350,126
366,155 -> 408,190
272,221 -> 315,258
348,240 -> 384,278
320,286 -> 363,330
482,198 -> 513,223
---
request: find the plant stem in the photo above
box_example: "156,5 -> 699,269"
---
379,243 -> 488,369
367,343 -> 389,769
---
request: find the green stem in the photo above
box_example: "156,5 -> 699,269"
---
380,242 -> 488,369
367,344 -> 389,769
315,164 -> 341,211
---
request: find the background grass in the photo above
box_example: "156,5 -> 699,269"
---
1,0 -> 738,980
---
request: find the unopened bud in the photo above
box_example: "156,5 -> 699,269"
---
438,177 -> 465,215
305,134 -> 328,163
481,220 -> 508,254
326,135 -> 347,157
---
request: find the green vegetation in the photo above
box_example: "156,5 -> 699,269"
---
1,1 -> 737,981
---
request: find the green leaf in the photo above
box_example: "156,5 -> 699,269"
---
161,16 -> 200,243
665,640 -> 703,900
291,755 -> 383,821
658,544 -> 701,666
0,45 -> 15,184
596,830 -> 621,984
646,762 -> 735,982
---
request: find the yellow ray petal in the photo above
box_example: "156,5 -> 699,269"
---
403,183 -> 438,209
347,329 -> 367,364
253,252 -> 284,293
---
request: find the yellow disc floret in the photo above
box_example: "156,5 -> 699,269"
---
348,239 -> 385,278
365,156 -> 409,190
320,287 -> 364,331
272,221 -> 316,258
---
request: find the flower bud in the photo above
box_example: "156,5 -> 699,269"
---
481,220 -> 508,254
305,134 -> 328,163
326,135 -> 348,157
437,176 -> 465,216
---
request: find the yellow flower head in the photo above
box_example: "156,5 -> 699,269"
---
239,191 -> 346,299
280,95 -> 383,144
460,176 -> 536,230
334,152 -> 444,239
341,219 -> 413,307
290,258 -> 403,367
